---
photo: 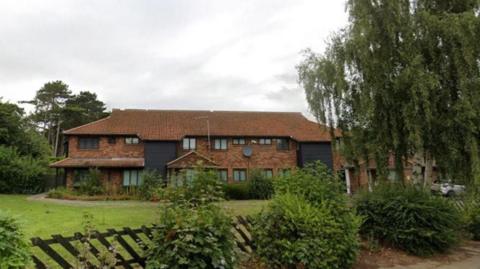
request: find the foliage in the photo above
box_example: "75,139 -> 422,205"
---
146,204 -> 237,269
467,206 -> 480,241
166,167 -> 225,207
247,169 -> 274,200
138,170 -> 164,201
24,81 -> 108,156
0,145 -> 49,194
298,0 -> 480,184
0,211 -> 32,269
46,187 -> 134,201
77,168 -> 105,196
274,161 -> 347,208
74,212 -> 118,269
0,100 -> 50,194
355,184 -> 461,256
252,194 -> 360,269
0,99 -> 50,158
62,91 -> 109,131
223,183 -> 250,200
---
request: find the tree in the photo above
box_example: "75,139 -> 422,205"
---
25,81 -> 72,156
0,99 -> 50,158
25,81 -> 109,157
298,0 -> 480,185
62,91 -> 108,130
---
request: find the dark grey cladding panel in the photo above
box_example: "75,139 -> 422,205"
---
297,142 -> 333,169
144,141 -> 177,177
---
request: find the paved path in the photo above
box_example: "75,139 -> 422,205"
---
382,242 -> 480,269
27,193 -> 158,207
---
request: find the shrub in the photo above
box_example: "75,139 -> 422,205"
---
0,146 -> 49,194
247,169 -> 274,200
78,168 -> 105,196
224,183 -> 250,200
146,204 -> 237,269
46,187 -> 71,199
274,161 -> 346,208
138,169 -> 164,201
0,211 -> 32,268
467,207 -> 480,240
166,167 -> 225,206
355,184 -> 461,256
252,194 -> 360,269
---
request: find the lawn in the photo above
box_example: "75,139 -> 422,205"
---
0,195 -> 268,238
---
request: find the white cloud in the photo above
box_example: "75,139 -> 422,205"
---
0,0 -> 348,118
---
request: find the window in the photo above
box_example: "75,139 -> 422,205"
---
183,138 -> 196,150
278,168 -> 292,177
123,170 -> 142,186
125,137 -> 140,144
259,138 -> 272,145
262,169 -> 273,178
78,137 -> 99,149
73,169 -> 89,186
217,169 -> 228,182
214,138 -> 228,150
233,169 -> 247,182
185,169 -> 196,183
232,138 -> 246,145
108,137 -> 116,144
276,138 -> 289,150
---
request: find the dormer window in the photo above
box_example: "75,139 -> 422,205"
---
125,137 -> 139,144
183,137 -> 196,150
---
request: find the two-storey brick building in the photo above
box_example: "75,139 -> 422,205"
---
51,109 -> 338,189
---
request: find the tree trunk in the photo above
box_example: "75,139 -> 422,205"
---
423,151 -> 433,187
53,121 -> 61,157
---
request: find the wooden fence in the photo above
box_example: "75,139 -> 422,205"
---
31,216 -> 254,269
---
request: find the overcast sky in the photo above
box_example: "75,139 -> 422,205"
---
0,0 -> 347,117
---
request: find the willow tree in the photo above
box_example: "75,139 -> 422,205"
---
298,0 -> 480,185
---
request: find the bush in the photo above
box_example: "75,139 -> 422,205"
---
0,146 -> 49,194
146,204 -> 237,269
47,187 -> 70,199
166,167 -> 225,206
247,170 -> 274,199
252,162 -> 360,268
355,184 -> 461,256
224,183 -> 250,200
252,194 -> 360,269
0,211 -> 32,268
274,161 -> 346,207
77,168 -> 105,196
138,170 -> 164,201
467,207 -> 480,240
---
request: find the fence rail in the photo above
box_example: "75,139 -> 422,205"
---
31,216 -> 253,269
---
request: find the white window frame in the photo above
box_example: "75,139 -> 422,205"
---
214,138 -> 228,150
182,138 -> 196,150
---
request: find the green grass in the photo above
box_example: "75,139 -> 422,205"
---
0,195 -> 268,238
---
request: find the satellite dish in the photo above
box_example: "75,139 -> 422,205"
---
243,146 -> 253,157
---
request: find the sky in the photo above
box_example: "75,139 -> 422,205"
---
0,0 -> 348,117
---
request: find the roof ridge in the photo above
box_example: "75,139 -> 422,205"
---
64,115 -> 112,134
112,108 -> 303,114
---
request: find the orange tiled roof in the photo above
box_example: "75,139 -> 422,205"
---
50,158 -> 144,168
64,109 -> 336,142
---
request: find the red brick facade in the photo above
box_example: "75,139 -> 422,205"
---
68,136 -> 144,158
62,135 -> 301,187
174,137 -> 298,183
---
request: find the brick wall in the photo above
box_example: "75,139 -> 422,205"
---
176,137 -> 298,182
68,136 -> 144,158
